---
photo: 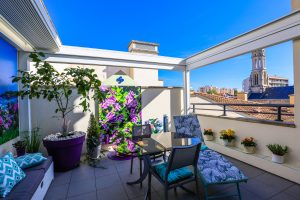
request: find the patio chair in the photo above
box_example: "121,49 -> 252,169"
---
130,125 -> 166,183
173,115 -> 248,200
149,143 -> 201,200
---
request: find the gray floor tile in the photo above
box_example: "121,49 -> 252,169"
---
68,177 -> 96,197
52,171 -> 72,186
67,191 -> 98,200
122,182 -> 150,199
70,164 -> 95,182
269,192 -> 299,200
45,156 -> 300,200
283,184 -> 300,199
242,173 -> 294,199
94,164 -> 117,177
44,183 -> 69,200
97,183 -> 128,200
95,173 -> 121,190
130,192 -> 161,200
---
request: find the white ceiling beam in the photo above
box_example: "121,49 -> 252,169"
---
186,10 -> 300,70
0,15 -> 34,51
44,45 -> 186,71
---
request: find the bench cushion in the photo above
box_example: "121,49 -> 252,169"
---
25,156 -> 52,173
154,162 -> 193,184
15,153 -> 47,169
198,149 -> 247,185
0,152 -> 26,198
3,169 -> 44,200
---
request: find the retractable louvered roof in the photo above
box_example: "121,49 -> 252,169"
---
0,0 -> 61,52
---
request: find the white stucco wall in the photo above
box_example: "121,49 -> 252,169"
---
0,87 -> 183,155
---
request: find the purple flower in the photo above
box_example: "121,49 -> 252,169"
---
106,112 -> 115,122
0,117 -> 3,126
100,86 -> 108,92
101,96 -> 116,109
127,139 -> 135,152
131,116 -> 138,123
125,91 -> 135,106
102,124 -> 109,131
13,103 -> 18,112
116,114 -> 124,122
114,103 -> 121,111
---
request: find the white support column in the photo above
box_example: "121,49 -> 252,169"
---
183,69 -> 190,114
18,52 -> 31,135
292,0 -> 300,126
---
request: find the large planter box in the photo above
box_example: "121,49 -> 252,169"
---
43,133 -> 85,171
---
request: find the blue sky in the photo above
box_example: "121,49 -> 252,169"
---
0,37 -> 17,94
44,0 -> 293,90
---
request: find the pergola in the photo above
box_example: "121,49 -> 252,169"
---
1,0 -> 300,130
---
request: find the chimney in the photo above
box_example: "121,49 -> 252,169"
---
237,92 -> 248,101
128,40 -> 159,55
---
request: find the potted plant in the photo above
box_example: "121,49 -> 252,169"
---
220,129 -> 235,146
86,114 -> 102,159
203,129 -> 214,141
241,137 -> 256,154
25,128 -> 41,153
12,140 -> 26,156
267,144 -> 288,164
12,52 -> 104,171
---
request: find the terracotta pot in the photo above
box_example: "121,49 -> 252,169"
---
243,146 -> 256,154
204,135 -> 214,141
272,154 -> 285,164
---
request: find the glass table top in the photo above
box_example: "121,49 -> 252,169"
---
134,132 -> 192,155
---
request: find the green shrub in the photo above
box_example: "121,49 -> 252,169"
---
86,114 -> 101,149
25,128 -> 41,153
266,144 -> 288,156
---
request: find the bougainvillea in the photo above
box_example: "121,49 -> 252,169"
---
0,97 -> 19,144
99,86 -> 142,154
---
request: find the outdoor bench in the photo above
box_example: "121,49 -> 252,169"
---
198,149 -> 248,200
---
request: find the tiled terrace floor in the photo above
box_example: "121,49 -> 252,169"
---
45,155 -> 300,200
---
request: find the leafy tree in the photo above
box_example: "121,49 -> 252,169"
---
207,89 -> 218,95
234,89 -> 238,96
12,52 -> 104,136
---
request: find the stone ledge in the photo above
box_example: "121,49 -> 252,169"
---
196,113 -> 296,128
206,140 -> 300,184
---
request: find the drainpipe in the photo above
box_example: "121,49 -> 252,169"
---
292,0 -> 300,126
17,52 -> 31,136
183,68 -> 190,114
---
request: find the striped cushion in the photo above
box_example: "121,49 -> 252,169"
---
15,153 -> 47,169
0,152 -> 26,197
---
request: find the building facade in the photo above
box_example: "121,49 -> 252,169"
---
243,49 -> 289,93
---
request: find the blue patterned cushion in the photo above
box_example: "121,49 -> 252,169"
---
154,162 -> 193,183
0,152 -> 26,197
198,149 -> 247,185
15,153 -> 47,169
173,115 -> 203,140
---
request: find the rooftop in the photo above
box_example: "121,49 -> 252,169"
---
44,155 -> 300,200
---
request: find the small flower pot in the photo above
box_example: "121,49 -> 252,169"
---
15,147 -> 26,157
88,145 -> 102,159
243,146 -> 256,154
222,139 -> 234,147
271,154 -> 285,164
204,135 -> 214,141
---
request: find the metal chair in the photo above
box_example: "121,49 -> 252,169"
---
130,124 -> 166,185
148,143 -> 201,200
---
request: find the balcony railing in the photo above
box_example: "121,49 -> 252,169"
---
191,103 -> 294,122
